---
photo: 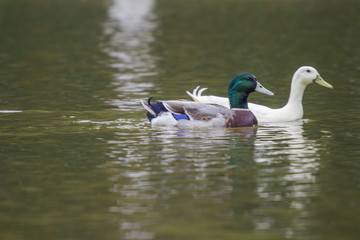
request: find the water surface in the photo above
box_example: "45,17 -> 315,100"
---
0,0 -> 359,240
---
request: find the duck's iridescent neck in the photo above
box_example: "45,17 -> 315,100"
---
229,91 -> 249,109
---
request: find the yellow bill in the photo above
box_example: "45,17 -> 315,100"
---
314,75 -> 333,89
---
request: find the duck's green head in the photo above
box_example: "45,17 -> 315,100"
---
228,73 -> 274,109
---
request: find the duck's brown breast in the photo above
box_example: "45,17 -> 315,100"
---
225,109 -> 258,128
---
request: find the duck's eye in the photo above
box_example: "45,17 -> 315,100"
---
246,77 -> 252,81
306,69 -> 311,73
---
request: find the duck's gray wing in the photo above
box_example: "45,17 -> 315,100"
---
163,101 -> 232,121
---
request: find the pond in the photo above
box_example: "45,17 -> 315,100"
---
0,0 -> 359,239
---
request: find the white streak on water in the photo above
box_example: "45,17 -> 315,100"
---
104,1 -> 158,239
103,0 -> 158,111
0,110 -> 22,113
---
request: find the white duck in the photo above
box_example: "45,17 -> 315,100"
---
187,66 -> 333,122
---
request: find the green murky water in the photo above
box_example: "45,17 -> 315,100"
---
0,0 -> 359,239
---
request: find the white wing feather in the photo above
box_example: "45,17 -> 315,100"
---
186,87 -> 230,108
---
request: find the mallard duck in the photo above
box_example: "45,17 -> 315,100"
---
141,73 -> 274,127
187,66 -> 333,122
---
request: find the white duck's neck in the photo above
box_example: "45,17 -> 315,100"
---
286,78 -> 308,107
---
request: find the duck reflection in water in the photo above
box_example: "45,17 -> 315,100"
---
228,120 -> 322,233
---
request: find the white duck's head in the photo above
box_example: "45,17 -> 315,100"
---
293,66 -> 333,88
